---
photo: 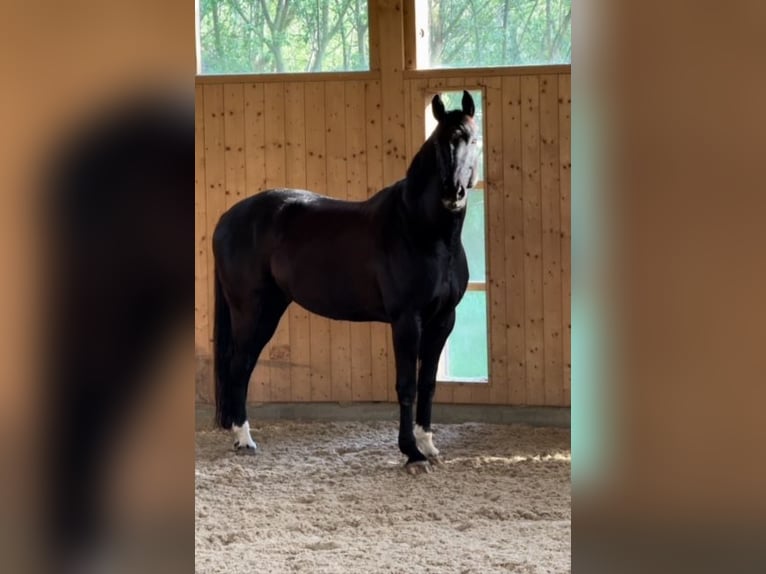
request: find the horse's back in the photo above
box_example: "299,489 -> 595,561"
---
265,190 -> 388,320
213,189 -> 313,254
213,189 -> 382,310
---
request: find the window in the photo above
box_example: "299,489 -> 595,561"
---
415,0 -> 571,69
197,0 -> 370,74
425,90 -> 489,382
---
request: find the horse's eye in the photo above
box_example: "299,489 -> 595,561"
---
471,139 -> 478,145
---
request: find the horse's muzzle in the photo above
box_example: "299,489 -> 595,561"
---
443,196 -> 467,212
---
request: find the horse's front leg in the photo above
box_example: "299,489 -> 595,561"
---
415,310 -> 456,464
391,314 -> 428,473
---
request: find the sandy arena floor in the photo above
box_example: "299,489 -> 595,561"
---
195,421 -> 570,573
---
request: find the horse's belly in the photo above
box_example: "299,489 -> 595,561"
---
296,299 -> 387,322
293,288 -> 387,322
275,257 -> 387,322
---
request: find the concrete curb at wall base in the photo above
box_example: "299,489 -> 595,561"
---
195,402 -> 570,431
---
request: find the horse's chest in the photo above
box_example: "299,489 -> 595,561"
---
383,238 -> 467,318
435,265 -> 461,301
421,252 -> 464,305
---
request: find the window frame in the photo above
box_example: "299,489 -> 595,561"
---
422,88 -> 491,385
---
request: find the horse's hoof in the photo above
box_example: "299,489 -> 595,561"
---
232,422 -> 257,452
414,425 -> 440,458
233,441 -> 257,453
405,460 -> 432,475
428,455 -> 444,466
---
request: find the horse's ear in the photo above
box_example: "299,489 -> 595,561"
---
462,90 -> 475,118
431,94 -> 446,123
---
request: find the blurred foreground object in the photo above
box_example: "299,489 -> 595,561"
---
0,1 -> 194,573
573,0 -> 766,572
45,93 -> 193,571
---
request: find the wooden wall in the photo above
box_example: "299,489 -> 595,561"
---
195,1 -> 570,407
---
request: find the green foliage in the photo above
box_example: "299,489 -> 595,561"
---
427,0 -> 571,68
199,0 -> 369,73
198,0 -> 570,74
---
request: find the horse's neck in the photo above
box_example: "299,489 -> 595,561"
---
405,139 -> 439,190
401,177 -> 464,248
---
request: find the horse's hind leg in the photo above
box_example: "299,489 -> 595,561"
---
415,310 -> 456,462
226,307 -> 259,450
227,288 -> 289,451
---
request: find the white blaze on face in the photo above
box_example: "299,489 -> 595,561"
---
414,424 -> 439,457
232,420 -> 257,450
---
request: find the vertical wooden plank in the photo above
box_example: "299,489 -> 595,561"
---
264,82 -> 291,402
409,79 -> 427,159
223,84 -> 246,210
365,79 -> 389,402
244,83 -> 266,194
447,77 -> 466,89
428,77 -> 447,91
402,0 -> 417,70
284,82 -> 312,403
325,81 -> 352,402
502,76 -> 527,406
521,76 -> 545,405
403,79 -> 412,161
474,76 -> 503,405
379,0 -> 406,404
243,82 -> 268,402
558,74 -> 572,406
305,82 -> 332,401
346,81 -> 373,402
540,75 -> 563,406
203,85 -> 226,359
195,85 -> 210,402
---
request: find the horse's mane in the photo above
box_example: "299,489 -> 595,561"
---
405,134 -> 438,190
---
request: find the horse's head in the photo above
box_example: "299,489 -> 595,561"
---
430,91 -> 480,213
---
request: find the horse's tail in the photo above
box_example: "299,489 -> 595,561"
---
213,266 -> 234,429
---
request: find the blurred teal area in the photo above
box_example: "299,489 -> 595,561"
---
447,291 -> 489,379
462,190 -> 486,281
571,77 -> 612,489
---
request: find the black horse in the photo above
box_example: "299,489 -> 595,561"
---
213,91 -> 479,472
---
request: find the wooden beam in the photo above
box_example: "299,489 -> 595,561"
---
405,65 -> 571,80
195,71 -> 380,85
